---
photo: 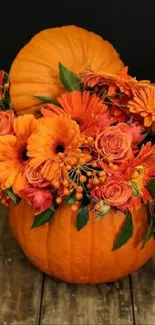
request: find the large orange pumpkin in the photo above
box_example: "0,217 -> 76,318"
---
9,25 -> 124,115
9,201 -> 155,283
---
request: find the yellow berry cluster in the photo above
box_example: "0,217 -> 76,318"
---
86,170 -> 106,189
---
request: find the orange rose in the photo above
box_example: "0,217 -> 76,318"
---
24,165 -> 50,188
91,176 -> 132,207
0,110 -> 14,135
95,123 -> 133,164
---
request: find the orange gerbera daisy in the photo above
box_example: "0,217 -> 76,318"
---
41,90 -> 107,137
0,115 -> 38,193
27,115 -> 91,184
127,86 -> 155,127
123,142 -> 155,204
80,66 -> 151,98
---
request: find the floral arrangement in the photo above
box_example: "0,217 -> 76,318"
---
0,63 -> 155,250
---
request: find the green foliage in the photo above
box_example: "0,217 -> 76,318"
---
66,190 -> 76,204
75,193 -> 91,230
141,202 -> 155,249
147,180 -> 155,199
76,205 -> 89,231
33,95 -> 60,106
59,63 -> 81,91
112,211 -> 133,250
4,188 -> 20,205
31,207 -> 56,228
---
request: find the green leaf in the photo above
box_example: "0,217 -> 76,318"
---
3,72 -> 9,84
4,188 -> 20,205
141,219 -> 154,249
82,193 -> 91,206
66,190 -> 76,204
59,63 -> 81,91
76,205 -> 89,231
31,207 -> 56,228
141,203 -> 155,249
112,211 -> 133,250
147,180 -> 155,199
33,95 -> 60,106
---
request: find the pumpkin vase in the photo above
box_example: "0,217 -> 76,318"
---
2,25 -> 155,284
8,201 -> 155,284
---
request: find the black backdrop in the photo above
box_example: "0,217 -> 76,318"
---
1,2 -> 155,81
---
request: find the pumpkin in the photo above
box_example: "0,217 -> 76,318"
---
9,25 -> 124,115
9,201 -> 155,284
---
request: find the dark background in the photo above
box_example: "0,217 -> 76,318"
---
1,2 -> 155,81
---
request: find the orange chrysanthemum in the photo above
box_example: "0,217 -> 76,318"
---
127,86 -> 155,127
27,115 -> 91,184
41,90 -> 107,136
81,66 -> 151,97
0,115 -> 38,193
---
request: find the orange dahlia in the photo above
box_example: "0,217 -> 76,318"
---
127,86 -> 155,127
41,90 -> 107,136
81,66 -> 151,98
27,115 -> 91,184
0,115 -> 38,193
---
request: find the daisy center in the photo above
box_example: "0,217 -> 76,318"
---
21,148 -> 29,161
74,117 -> 83,126
55,144 -> 65,153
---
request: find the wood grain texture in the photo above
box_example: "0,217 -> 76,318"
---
40,276 -> 133,325
132,255 -> 155,324
0,205 -> 42,325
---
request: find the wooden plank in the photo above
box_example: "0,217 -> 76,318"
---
41,276 -> 133,325
0,204 -> 43,325
131,255 -> 155,324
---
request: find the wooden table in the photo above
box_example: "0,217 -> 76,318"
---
0,205 -> 155,325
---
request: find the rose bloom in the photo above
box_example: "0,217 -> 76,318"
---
95,123 -> 134,167
91,176 -> 132,209
24,165 -> 50,188
0,110 -> 14,135
94,200 -> 110,215
20,188 -> 53,214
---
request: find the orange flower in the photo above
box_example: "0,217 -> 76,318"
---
81,66 -> 151,97
0,110 -> 15,135
122,142 -> 155,204
27,115 -> 90,184
24,165 -> 50,188
127,86 -> 155,127
41,90 -> 107,136
109,106 -> 126,123
124,142 -> 155,185
95,123 -> 133,169
20,188 -> 53,215
0,115 -> 38,193
91,176 -> 132,208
